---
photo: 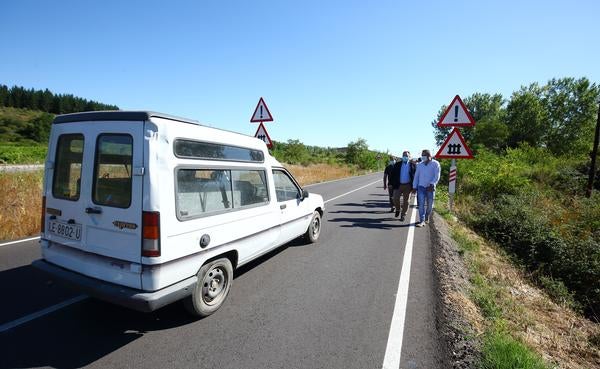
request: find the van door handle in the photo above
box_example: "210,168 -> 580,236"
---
85,207 -> 102,214
280,204 -> 286,210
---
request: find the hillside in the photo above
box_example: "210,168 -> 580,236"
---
0,84 -> 121,164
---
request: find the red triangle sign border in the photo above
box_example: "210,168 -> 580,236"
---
435,127 -> 474,159
437,95 -> 476,127
254,122 -> 273,149
250,97 -> 274,123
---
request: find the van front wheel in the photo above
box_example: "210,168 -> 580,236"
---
305,211 -> 321,243
184,258 -> 233,317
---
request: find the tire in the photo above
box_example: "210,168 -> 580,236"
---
304,211 -> 322,243
184,258 -> 233,317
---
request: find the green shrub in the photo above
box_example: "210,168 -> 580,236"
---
0,144 -> 47,164
481,330 -> 549,369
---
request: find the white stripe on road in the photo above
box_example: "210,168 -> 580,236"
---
324,179 -> 380,204
382,200 -> 418,369
304,172 -> 380,188
0,236 -> 40,248
0,295 -> 87,333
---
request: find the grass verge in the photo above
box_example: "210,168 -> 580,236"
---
436,191 -> 600,369
0,170 -> 43,241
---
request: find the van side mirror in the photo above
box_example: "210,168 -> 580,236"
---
301,189 -> 309,200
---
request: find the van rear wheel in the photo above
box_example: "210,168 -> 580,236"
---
184,258 -> 233,317
304,211 -> 321,243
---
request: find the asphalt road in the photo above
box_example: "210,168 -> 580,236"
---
0,173 -> 442,369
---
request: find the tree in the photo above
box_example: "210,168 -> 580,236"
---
542,77 -> 599,155
505,83 -> 547,148
346,138 -> 369,165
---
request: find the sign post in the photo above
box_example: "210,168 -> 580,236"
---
435,95 -> 475,212
448,159 -> 457,212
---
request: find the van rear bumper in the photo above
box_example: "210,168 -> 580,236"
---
32,259 -> 197,312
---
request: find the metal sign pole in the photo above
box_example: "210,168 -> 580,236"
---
448,159 -> 457,212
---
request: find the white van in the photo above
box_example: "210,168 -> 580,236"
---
33,111 -> 324,317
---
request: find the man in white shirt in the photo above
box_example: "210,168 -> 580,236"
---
412,150 -> 441,227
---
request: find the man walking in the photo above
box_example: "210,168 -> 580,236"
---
412,149 -> 440,227
390,151 -> 416,221
383,156 -> 396,212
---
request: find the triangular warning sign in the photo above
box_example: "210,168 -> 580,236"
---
435,128 -> 474,159
437,95 -> 476,127
250,97 -> 274,122
254,122 -> 273,148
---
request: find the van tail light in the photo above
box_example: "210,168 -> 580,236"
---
41,196 -> 46,234
142,211 -> 161,257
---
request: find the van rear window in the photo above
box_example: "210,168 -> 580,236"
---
174,140 -> 264,163
52,134 -> 84,201
92,134 -> 133,208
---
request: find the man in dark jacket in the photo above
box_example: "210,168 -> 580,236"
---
382,156 -> 396,212
389,151 -> 416,221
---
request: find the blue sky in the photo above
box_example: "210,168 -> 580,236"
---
1,0 -> 599,156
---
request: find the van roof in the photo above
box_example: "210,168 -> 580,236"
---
53,111 -> 200,125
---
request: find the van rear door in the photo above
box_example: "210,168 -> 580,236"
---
45,121 -> 144,288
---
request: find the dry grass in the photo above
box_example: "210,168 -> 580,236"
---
456,224 -> 600,369
0,170 -> 43,241
285,163 -> 363,186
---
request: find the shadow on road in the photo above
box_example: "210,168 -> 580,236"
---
328,196 -> 416,230
0,265 -> 78,325
0,298 -> 199,368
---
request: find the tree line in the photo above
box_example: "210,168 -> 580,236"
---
0,84 -> 119,115
432,77 -> 599,156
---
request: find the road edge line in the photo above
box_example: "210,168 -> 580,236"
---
0,295 -> 88,333
0,236 -> 41,248
382,200 -> 418,369
324,179 -> 380,204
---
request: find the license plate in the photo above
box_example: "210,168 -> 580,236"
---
48,220 -> 82,241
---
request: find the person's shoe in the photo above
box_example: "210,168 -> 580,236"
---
400,214 -> 405,222
390,207 -> 395,213
416,221 -> 425,227
425,215 -> 430,224
394,210 -> 400,217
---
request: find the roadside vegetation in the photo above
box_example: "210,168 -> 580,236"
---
433,76 -> 600,367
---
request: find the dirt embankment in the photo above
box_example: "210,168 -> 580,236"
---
430,213 -> 481,368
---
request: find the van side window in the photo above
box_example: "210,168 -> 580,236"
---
52,134 -> 84,201
232,170 -> 269,207
176,169 -> 269,220
177,169 -> 233,219
92,134 -> 133,208
272,170 -> 301,202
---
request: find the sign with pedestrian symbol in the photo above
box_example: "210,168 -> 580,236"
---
435,128 -> 474,159
250,97 -> 274,123
437,95 -> 476,127
254,122 -> 273,149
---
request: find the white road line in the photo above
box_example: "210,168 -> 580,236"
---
324,179 -> 380,204
0,295 -> 87,333
382,200 -> 418,369
304,172 -> 380,188
0,236 -> 40,248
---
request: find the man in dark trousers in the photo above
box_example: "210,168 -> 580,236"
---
382,156 -> 396,212
389,151 -> 416,221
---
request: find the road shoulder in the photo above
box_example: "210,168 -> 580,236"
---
429,212 -> 481,369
